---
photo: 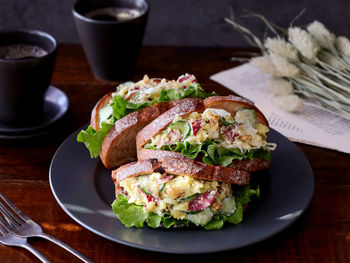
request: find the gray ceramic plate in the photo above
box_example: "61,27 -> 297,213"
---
49,128 -> 314,254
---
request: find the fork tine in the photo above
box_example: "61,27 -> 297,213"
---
0,214 -> 18,232
0,192 -> 29,222
0,201 -> 22,227
0,222 -> 6,235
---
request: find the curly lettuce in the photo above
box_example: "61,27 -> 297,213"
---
77,85 -> 216,158
144,140 -> 271,167
111,185 -> 259,230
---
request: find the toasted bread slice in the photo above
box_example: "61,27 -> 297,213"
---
137,148 -> 269,172
204,95 -> 269,127
90,92 -> 113,131
100,102 -> 178,169
136,95 -> 270,172
112,158 -> 251,194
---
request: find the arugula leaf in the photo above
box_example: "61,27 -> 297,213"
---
77,121 -> 114,158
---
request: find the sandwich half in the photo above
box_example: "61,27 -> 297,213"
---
136,95 -> 276,172
111,158 -> 259,230
77,74 -> 216,169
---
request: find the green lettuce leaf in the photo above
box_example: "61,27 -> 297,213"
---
77,121 -> 114,158
155,140 -> 271,167
226,202 -> 243,224
147,213 -> 162,228
111,195 -> 191,228
204,215 -> 225,230
110,95 -> 149,120
78,85 -> 216,158
111,195 -> 148,228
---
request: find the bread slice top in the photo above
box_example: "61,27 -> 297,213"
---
204,95 -> 268,127
136,95 -> 268,150
112,157 -> 251,187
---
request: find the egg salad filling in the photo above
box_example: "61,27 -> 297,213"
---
145,108 -> 276,167
112,173 -> 260,230
116,74 -> 202,104
77,74 -> 216,158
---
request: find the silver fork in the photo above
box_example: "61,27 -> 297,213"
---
0,192 -> 94,263
0,221 -> 50,262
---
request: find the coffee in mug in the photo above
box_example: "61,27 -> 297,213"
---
0,44 -> 48,60
73,0 -> 149,81
85,7 -> 141,22
0,30 -> 57,126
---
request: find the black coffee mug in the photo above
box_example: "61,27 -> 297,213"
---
73,0 -> 149,81
0,30 -> 57,126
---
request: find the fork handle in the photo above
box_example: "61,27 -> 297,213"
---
20,242 -> 50,263
37,232 -> 94,263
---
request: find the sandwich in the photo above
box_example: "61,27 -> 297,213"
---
77,74 -> 216,169
136,95 -> 276,172
111,158 -> 260,230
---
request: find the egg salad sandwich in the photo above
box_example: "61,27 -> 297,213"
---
136,96 -> 276,172
111,158 -> 259,230
77,74 -> 216,169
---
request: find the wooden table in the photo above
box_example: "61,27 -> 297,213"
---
0,44 -> 349,263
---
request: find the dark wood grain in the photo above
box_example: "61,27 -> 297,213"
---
0,44 -> 349,263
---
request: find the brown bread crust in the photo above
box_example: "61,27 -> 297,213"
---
100,102 -> 174,169
228,158 -> 270,172
204,95 -> 269,127
138,148 -> 270,172
136,96 -> 270,172
90,92 -> 113,131
112,158 -> 250,190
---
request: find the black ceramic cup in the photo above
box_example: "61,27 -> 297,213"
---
73,0 -> 149,81
0,30 -> 57,126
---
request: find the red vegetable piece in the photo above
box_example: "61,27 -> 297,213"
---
192,119 -> 202,136
223,127 -> 239,141
137,185 -> 158,203
188,190 -> 217,211
178,74 -> 192,83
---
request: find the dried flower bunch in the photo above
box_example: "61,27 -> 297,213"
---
226,14 -> 350,120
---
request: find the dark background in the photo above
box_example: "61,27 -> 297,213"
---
0,0 -> 349,46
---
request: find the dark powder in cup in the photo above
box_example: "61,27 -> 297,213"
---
0,44 -> 48,60
85,7 -> 141,22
